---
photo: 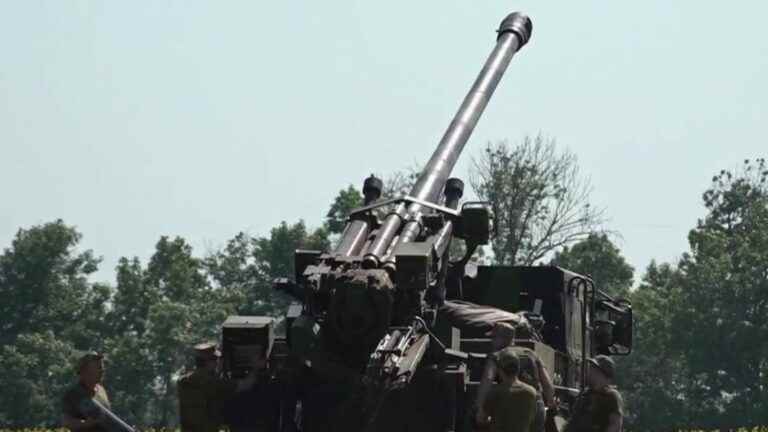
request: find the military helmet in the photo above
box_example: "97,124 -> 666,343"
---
588,355 -> 615,380
193,342 -> 221,359
76,351 -> 104,373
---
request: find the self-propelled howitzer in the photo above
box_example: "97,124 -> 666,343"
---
259,11 -> 634,432
271,12 -> 531,431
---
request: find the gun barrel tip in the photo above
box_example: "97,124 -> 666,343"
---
498,12 -> 533,47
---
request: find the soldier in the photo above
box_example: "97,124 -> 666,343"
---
475,322 -> 557,432
61,352 -> 111,432
564,355 -> 624,432
177,342 -> 264,432
476,347 -> 538,432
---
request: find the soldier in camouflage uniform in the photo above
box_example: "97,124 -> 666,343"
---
476,347 -> 538,432
61,352 -> 113,432
475,322 -> 556,432
564,355 -> 624,432
177,342 -> 264,432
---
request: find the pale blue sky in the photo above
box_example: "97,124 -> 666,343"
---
1,2 -> 766,284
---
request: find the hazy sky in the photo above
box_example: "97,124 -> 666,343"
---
1,2 -> 766,285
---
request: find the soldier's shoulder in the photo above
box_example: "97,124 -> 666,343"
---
515,381 -> 538,396
603,386 -> 623,398
599,386 -> 624,406
509,345 -> 537,357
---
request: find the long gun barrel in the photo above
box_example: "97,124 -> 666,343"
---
86,398 -> 135,432
331,13 -> 533,268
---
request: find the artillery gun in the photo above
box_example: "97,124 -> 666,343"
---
233,11 -> 634,432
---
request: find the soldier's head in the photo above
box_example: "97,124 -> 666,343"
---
587,355 -> 615,387
488,322 -> 516,351
193,342 -> 221,371
493,347 -> 521,383
77,352 -> 105,387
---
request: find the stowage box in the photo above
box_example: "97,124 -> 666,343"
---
221,315 -> 275,379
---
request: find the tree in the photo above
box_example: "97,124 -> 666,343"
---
619,261 -> 693,431
103,331 -> 156,427
0,220 -> 109,426
382,165 -> 421,198
206,220 -> 330,317
141,236 -> 227,426
470,135 -> 605,265
0,219 -> 103,346
326,185 -> 364,235
670,158 -> 768,427
0,332 -> 77,426
109,257 -> 156,337
549,233 -> 634,298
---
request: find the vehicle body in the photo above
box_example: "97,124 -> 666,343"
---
222,11 -> 633,432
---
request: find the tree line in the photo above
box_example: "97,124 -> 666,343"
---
1,135 -> 766,431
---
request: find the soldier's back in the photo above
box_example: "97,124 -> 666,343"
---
506,346 -> 541,391
484,381 -> 538,432
177,369 -> 227,432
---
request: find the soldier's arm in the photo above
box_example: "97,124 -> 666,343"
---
604,389 -> 624,432
61,391 -> 100,431
536,356 -> 556,408
606,413 -> 623,432
62,412 -> 100,431
474,356 -> 497,424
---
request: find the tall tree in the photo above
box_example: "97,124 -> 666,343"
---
0,220 -> 109,426
109,257 -> 156,336
141,236 -> 221,426
671,158 -> 768,428
0,219 -> 103,345
470,135 -> 605,265
549,233 -> 634,298
619,261 -> 692,431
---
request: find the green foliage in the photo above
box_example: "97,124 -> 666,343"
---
106,236 -> 248,426
620,261 -> 692,430
0,220 -> 103,346
671,159 -> 768,427
0,216 -> 330,427
550,233 -> 634,298
7,157 -> 768,430
0,221 -> 108,427
0,332 -> 76,427
623,159 -> 768,430
206,220 -> 329,317
326,185 -> 364,235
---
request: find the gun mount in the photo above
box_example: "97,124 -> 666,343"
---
254,11 -> 633,432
